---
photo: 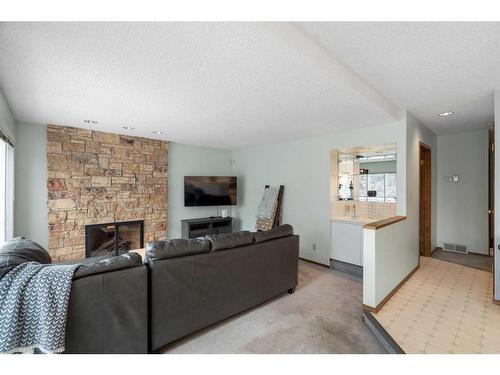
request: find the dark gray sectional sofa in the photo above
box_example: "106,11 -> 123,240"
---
146,224 -> 299,351
0,224 -> 299,354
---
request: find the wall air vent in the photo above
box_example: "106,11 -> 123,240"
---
443,242 -> 468,254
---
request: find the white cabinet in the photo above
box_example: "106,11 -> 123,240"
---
330,221 -> 363,266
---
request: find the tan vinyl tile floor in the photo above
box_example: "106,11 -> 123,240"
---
373,256 -> 500,354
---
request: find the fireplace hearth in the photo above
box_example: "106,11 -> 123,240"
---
85,220 -> 144,258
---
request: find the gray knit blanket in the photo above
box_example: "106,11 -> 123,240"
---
256,186 -> 279,219
0,262 -> 79,354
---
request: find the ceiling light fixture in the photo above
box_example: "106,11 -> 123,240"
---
438,111 -> 454,117
122,125 -> 135,130
84,119 -> 98,124
152,130 -> 164,135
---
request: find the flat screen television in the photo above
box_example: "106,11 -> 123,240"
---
184,176 -> 237,207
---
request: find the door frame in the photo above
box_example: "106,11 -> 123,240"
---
488,127 -> 495,258
419,142 -> 432,257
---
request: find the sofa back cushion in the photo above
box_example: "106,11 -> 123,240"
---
206,231 -> 254,251
0,237 -> 52,279
146,238 -> 210,261
253,224 -> 294,243
73,252 -> 143,279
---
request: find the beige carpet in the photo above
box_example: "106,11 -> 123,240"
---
162,260 -> 386,354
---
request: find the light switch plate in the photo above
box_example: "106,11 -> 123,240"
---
444,175 -> 460,183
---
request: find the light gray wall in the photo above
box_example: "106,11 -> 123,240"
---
406,112 -> 438,252
232,119 -> 407,265
167,142 -> 233,239
365,112 -> 436,307
13,131 -> 233,246
364,113 -> 436,308
14,123 -> 48,248
437,129 -> 488,254
11,114 -> 438,271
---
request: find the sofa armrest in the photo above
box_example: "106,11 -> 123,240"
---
65,263 -> 148,353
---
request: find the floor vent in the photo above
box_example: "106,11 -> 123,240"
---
443,242 -> 468,254
443,242 -> 454,251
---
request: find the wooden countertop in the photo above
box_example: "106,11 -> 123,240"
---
331,216 -> 377,225
363,216 -> 406,230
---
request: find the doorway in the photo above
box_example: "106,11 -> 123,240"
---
419,143 -> 432,257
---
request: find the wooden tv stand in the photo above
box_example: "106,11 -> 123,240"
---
181,216 -> 233,239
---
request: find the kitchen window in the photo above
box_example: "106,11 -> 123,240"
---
358,172 -> 396,202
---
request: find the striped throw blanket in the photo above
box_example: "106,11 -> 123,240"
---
0,262 -> 79,354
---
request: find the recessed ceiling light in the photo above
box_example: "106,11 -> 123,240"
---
152,130 -> 164,135
122,125 -> 135,130
84,119 -> 98,124
438,111 -> 454,117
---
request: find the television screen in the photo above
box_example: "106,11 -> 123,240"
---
184,176 -> 237,207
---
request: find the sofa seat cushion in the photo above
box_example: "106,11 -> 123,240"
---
0,237 -> 52,279
72,253 -> 143,279
206,231 -> 254,251
146,238 -> 210,261
253,224 -> 294,243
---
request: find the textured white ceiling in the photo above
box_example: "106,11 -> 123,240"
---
1,22 -> 498,149
0,22 -> 398,149
298,22 -> 500,134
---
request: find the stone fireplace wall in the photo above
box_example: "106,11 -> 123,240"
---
47,124 -> 168,261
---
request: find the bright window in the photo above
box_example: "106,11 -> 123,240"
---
0,140 -> 6,244
358,172 -> 397,202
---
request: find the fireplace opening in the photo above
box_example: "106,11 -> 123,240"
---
85,220 -> 144,258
